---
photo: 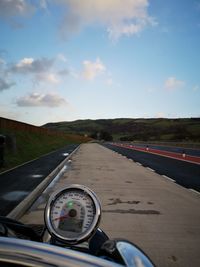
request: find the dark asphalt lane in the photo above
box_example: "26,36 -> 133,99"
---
0,144 -> 78,216
129,143 -> 200,157
104,144 -> 200,192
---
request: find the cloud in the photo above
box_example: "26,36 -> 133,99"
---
16,92 -> 67,107
0,78 -> 15,91
82,58 -> 106,80
164,77 -> 185,91
155,112 -> 165,118
57,53 -> 67,62
57,0 -> 157,40
35,73 -> 60,84
0,1 -> 156,40
0,0 -> 35,18
9,57 -> 61,84
11,57 -> 54,74
57,69 -> 69,76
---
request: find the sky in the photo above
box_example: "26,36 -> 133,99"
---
0,0 -> 200,126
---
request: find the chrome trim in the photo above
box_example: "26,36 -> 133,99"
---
116,241 -> 154,267
0,237 -> 121,267
43,229 -> 51,243
44,184 -> 101,245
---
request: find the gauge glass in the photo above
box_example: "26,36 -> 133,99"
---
45,185 -> 101,244
50,189 -> 95,238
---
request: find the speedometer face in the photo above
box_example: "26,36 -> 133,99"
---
45,185 -> 101,244
51,189 -> 95,238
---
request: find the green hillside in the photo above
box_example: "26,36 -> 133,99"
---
43,118 -> 200,143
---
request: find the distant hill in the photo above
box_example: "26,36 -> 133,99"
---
43,118 -> 200,142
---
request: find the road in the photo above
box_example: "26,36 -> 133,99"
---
0,144 -> 78,216
21,143 -> 200,267
104,143 -> 200,192
129,143 -> 200,157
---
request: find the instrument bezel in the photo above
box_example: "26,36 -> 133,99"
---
44,184 -> 101,244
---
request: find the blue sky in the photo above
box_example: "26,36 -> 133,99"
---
0,0 -> 200,126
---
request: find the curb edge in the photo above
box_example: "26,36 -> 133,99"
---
7,145 -> 81,220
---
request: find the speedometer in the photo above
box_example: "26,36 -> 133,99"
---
45,184 -> 101,244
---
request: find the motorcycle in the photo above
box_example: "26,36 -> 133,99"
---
0,184 -> 155,267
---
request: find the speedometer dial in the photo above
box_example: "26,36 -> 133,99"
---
45,185 -> 101,244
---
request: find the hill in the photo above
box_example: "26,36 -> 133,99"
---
43,118 -> 200,143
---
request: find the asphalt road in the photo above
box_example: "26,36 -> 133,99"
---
0,144 -> 78,216
129,143 -> 200,157
104,143 -> 200,192
21,143 -> 200,267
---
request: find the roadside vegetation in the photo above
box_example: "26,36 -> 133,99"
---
43,118 -> 200,144
0,128 -> 90,173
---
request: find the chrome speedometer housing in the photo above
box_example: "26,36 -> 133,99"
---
45,184 -> 101,245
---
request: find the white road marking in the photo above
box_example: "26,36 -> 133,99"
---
62,153 -> 69,156
31,174 -> 43,178
136,162 -> 142,166
162,175 -> 175,182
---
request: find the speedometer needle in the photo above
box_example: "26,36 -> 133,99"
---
53,214 -> 69,221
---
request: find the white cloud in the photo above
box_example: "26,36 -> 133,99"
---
57,53 -> 67,62
155,112 -> 165,118
0,1 -> 156,40
10,57 -> 61,84
164,77 -> 185,91
57,0 -> 157,40
108,14 -> 157,40
11,57 -> 54,74
0,78 -> 15,91
82,58 -> 106,80
36,73 -> 60,84
16,57 -> 34,67
0,0 -> 35,18
16,92 -> 67,107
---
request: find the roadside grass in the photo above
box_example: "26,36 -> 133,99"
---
0,128 -> 89,172
187,124 -> 200,136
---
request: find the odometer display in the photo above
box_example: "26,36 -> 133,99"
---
45,185 -> 101,244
